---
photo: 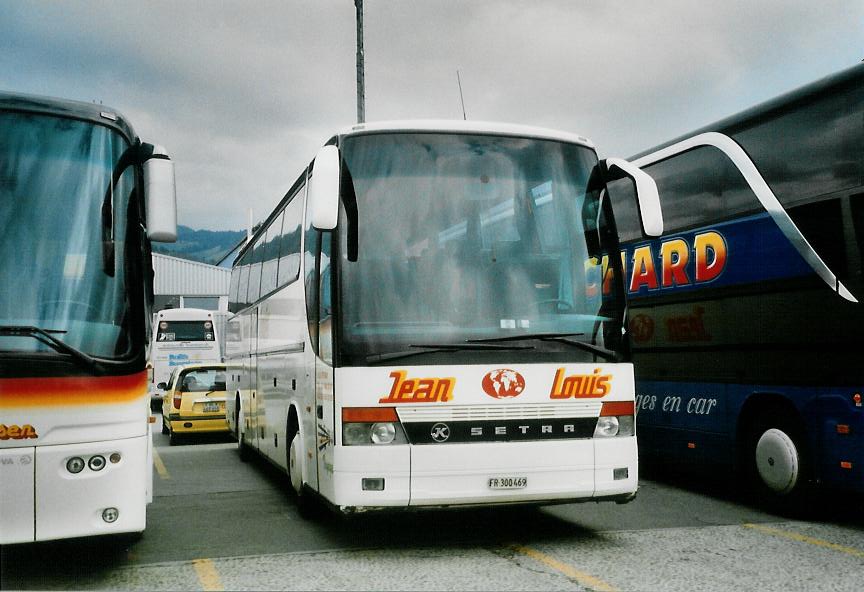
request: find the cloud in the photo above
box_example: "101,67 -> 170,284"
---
2,0 -> 860,229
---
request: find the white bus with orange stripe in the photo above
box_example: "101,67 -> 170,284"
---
225,121 -> 662,513
0,92 -> 177,543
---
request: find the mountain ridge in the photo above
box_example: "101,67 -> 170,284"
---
152,225 -> 244,265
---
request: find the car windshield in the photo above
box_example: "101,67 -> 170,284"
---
336,132 -> 625,364
0,111 -> 134,359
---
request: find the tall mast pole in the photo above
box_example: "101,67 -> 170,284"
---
355,0 -> 366,123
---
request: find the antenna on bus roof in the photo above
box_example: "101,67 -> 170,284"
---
456,69 -> 468,120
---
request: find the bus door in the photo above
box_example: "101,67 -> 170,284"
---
314,235 -> 334,497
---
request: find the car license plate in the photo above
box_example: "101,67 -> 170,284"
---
203,402 -> 220,413
488,476 -> 527,489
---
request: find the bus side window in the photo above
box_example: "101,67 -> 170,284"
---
606,178 -> 641,242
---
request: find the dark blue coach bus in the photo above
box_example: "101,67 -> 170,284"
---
606,63 -> 864,504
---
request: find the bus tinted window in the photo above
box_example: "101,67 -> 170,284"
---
260,213 -> 283,297
850,193 -> 864,269
156,321 -> 215,342
787,197 -> 849,281
228,267 -> 241,310
237,264 -> 250,307
646,146 -> 759,234
247,238 -> 264,303
733,83 -> 864,208
277,195 -> 303,286
606,178 -> 640,242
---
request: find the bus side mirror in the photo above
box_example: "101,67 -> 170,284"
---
604,158 -> 663,237
308,145 -> 341,231
143,143 -> 178,243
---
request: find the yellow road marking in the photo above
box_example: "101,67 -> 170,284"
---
152,447 -> 170,480
509,544 -> 618,592
192,558 -> 224,591
744,523 -> 864,559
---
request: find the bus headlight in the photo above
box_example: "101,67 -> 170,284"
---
66,457 -> 86,474
617,415 -> 635,437
341,407 -> 408,446
370,422 -> 396,444
595,401 -> 636,438
88,455 -> 106,471
343,422 -> 371,446
594,416 -> 620,438
342,422 -> 407,445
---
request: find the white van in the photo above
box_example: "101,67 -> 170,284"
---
148,308 -> 221,411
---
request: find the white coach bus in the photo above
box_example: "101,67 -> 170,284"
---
225,121 -> 662,513
148,307 -> 221,410
0,92 -> 176,543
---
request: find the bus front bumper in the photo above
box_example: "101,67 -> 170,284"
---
330,437 -> 638,511
0,434 -> 149,544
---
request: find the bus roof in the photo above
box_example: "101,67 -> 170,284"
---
338,120 -> 595,149
0,90 -> 137,143
631,62 -> 864,160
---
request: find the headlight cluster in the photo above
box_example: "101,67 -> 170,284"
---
593,401 -> 636,438
65,452 -> 122,474
343,421 -> 408,446
342,407 -> 407,446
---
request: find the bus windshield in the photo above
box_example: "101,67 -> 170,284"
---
0,111 -> 134,359
156,321 -> 216,342
337,132 -> 623,364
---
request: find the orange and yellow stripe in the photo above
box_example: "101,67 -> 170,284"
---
0,371 -> 147,408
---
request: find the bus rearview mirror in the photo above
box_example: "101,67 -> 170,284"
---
309,145 -> 341,231
604,157 -> 663,237
143,143 -> 178,243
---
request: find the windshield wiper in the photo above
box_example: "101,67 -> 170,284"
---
466,332 -> 585,343
0,325 -> 102,373
367,342 -> 534,364
467,332 -> 618,361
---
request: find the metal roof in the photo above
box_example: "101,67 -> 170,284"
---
152,253 -> 231,296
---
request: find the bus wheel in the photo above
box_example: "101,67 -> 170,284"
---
236,404 -> 249,462
289,432 -> 315,517
744,416 -> 810,507
288,433 -> 304,496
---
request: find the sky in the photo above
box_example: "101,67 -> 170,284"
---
2,1 -> 862,231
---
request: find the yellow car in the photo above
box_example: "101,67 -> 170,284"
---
160,364 -> 229,444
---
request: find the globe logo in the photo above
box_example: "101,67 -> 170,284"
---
629,314 -> 655,343
482,369 -> 526,399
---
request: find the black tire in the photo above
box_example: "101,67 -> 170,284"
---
161,417 -> 169,435
169,428 -> 180,446
288,432 -> 317,518
742,412 -> 811,510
